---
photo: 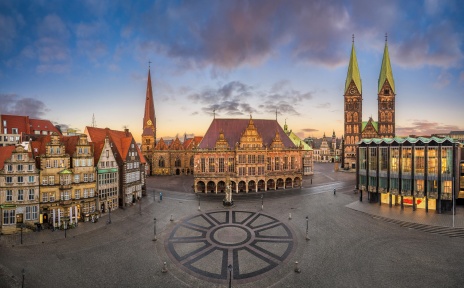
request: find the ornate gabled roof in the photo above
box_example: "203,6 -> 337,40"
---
155,138 -> 169,150
169,137 -> 184,150
378,40 -> 395,93
345,41 -> 362,94
198,118 -> 295,149
362,118 -> 378,133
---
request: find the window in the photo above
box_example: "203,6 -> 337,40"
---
75,190 -> 80,199
28,176 -> 34,183
106,150 -> 109,158
248,155 -> 256,164
6,176 -> 13,183
267,157 -> 271,171
89,188 -> 95,197
28,189 -> 34,200
283,157 -> 288,170
84,189 -> 88,198
208,158 -> 215,173
6,190 -> 12,201
159,157 -> 165,168
274,157 -> 280,170
200,158 -> 206,173
291,157 -> 295,169
7,165 -> 13,172
258,155 -> 264,164
401,147 -> 412,173
84,174 -> 88,182
26,206 -> 38,220
18,189 -> 24,201
219,158 -> 225,173
238,155 -> 246,164
228,158 -> 235,172
42,193 -> 49,202
248,167 -> 256,175
258,166 -> 264,175
17,153 -> 22,160
49,193 -> 55,202
175,157 -> 181,167
17,176 -> 24,183
379,147 -> 388,171
53,160 -> 58,168
28,164 -> 33,171
74,174 -> 80,183
3,210 -> 15,225
42,177 -> 48,185
89,173 -> 94,182
61,191 -> 70,200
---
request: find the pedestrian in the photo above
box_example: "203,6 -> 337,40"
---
333,188 -> 336,195
160,192 -> 163,202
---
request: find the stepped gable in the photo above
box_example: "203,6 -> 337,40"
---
61,135 -> 79,156
0,146 -> 15,170
155,138 -> 169,150
169,137 -> 184,150
199,118 -> 295,149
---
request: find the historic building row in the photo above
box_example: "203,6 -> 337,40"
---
0,129 -> 146,234
304,131 -> 342,163
356,137 -> 463,213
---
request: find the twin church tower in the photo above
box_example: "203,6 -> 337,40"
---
343,35 -> 396,168
140,35 -> 396,172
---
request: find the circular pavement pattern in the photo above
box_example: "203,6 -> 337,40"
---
166,210 -> 296,284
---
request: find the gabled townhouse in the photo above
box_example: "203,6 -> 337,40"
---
93,135 -> 119,214
85,127 -> 145,208
30,133 -> 97,229
0,145 -> 40,234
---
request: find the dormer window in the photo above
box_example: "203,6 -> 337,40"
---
384,89 -> 390,95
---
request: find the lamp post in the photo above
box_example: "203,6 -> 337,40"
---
261,194 -> 264,210
228,264 -> 232,288
305,216 -> 309,240
197,194 -> 201,211
153,217 -> 157,241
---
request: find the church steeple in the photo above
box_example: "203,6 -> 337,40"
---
143,66 -> 156,133
378,34 -> 395,94
142,64 -> 156,175
345,35 -> 362,94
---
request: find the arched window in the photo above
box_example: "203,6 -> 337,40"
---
175,157 -> 181,167
190,156 -> 194,167
353,112 -> 358,122
159,157 -> 165,168
347,112 -> 352,122
380,112 -> 385,122
388,113 -> 392,122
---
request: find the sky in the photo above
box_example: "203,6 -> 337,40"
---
1,0 -> 463,142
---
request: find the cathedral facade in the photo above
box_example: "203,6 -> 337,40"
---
343,36 -> 396,169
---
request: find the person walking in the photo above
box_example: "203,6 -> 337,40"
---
333,188 -> 336,195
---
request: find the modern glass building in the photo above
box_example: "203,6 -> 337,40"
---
356,137 -> 462,213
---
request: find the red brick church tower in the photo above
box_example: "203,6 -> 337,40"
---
142,64 -> 156,174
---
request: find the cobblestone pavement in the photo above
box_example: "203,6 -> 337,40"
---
1,163 -> 464,287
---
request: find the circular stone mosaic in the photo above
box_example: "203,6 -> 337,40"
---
165,210 -> 296,284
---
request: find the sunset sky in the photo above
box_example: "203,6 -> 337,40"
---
1,0 -> 463,142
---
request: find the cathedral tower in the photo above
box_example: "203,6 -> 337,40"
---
142,65 -> 156,174
377,36 -> 395,138
343,36 -> 363,168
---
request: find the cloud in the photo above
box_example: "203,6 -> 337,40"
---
316,102 -> 331,109
188,80 -> 312,116
0,94 -> 49,118
301,128 -> 319,133
460,71 -> 464,82
434,71 -> 452,88
75,21 -> 109,63
396,120 -> 461,137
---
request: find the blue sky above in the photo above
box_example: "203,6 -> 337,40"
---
1,0 -> 463,141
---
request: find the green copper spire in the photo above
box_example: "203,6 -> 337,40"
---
378,36 -> 395,93
345,35 -> 362,94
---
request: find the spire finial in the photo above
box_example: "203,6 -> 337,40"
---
275,109 -> 278,121
385,33 -> 388,43
148,60 -> 152,70
352,34 -> 354,43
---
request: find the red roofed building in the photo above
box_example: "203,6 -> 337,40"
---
194,117 -> 303,193
0,114 -> 61,147
0,145 -> 40,234
85,127 -> 146,208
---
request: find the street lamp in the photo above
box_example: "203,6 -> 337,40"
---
228,264 -> 232,288
305,216 -> 309,241
153,217 -> 157,241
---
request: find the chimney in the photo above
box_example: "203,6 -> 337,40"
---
125,128 -> 129,136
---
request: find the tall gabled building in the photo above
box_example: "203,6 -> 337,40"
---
343,36 -> 396,169
141,67 -> 156,175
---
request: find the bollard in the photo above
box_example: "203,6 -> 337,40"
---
294,261 -> 301,273
162,262 -> 168,273
170,214 -> 173,221
288,213 -> 292,220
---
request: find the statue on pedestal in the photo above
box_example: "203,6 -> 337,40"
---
223,182 -> 234,207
